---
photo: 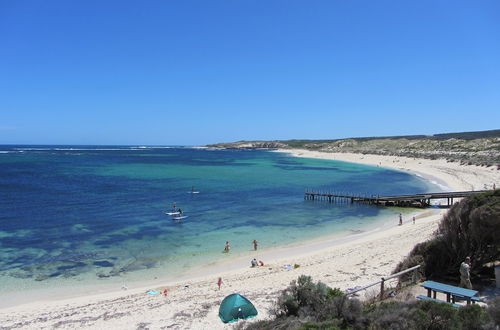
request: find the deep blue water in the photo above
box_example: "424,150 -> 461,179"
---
0,146 -> 432,287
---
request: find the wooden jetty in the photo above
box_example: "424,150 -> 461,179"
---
304,189 -> 491,208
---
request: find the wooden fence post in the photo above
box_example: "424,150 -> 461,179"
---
380,277 -> 385,300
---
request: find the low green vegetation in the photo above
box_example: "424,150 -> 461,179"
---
239,275 -> 499,330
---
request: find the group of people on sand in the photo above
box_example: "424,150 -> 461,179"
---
223,239 -> 259,253
251,258 -> 264,267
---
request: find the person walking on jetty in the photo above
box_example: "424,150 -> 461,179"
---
252,239 -> 258,251
459,256 -> 472,289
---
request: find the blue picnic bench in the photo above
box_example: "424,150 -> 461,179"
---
420,280 -> 480,306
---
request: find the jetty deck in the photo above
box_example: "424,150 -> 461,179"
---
304,190 -> 491,208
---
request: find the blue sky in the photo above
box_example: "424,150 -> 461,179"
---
1,1 -> 499,145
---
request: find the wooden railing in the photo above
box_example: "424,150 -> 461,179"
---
345,265 -> 421,300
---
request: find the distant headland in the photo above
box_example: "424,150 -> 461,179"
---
207,129 -> 500,167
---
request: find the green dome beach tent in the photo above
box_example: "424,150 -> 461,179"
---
218,293 -> 258,323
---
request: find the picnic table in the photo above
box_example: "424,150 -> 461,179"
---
421,280 -> 480,305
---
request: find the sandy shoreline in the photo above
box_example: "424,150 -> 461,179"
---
1,150 -> 498,329
278,149 -> 499,192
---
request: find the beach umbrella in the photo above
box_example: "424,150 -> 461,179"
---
218,293 -> 258,323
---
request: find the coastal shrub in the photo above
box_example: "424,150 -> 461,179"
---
238,318 -> 304,330
364,301 -> 414,329
273,275 -> 343,319
457,304 -> 491,330
486,297 -> 500,327
365,300 -> 493,330
243,276 -> 495,330
410,301 -> 460,330
300,321 -> 342,329
269,298 -> 493,330
394,190 -> 500,282
439,190 -> 500,263
320,295 -> 365,328
393,238 -> 449,280
270,276 -> 368,328
240,319 -> 342,330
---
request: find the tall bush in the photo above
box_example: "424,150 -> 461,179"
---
273,275 -> 343,319
394,190 -> 500,281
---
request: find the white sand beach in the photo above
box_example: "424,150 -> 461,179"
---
1,151 -> 498,329
279,149 -> 500,192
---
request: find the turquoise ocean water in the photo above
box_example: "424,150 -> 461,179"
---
0,146 -> 436,296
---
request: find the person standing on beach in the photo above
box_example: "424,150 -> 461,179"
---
217,277 -> 223,290
399,213 -> 403,226
459,256 -> 472,289
224,241 -> 230,253
252,239 -> 258,251
412,216 -> 415,224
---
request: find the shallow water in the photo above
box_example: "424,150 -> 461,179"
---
0,146 -> 435,294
